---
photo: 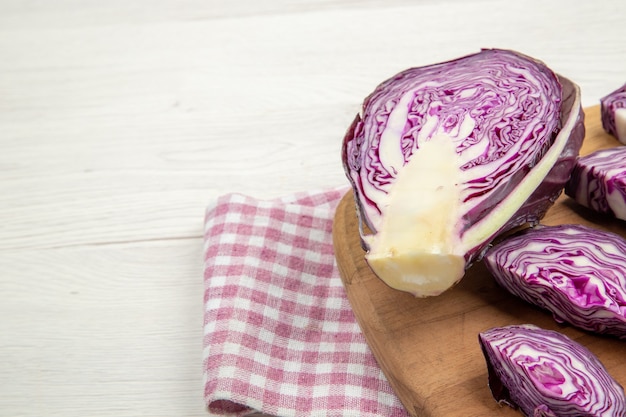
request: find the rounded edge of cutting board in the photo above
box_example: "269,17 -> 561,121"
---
332,105 -> 626,417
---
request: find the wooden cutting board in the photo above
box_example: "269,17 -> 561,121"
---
332,105 -> 626,417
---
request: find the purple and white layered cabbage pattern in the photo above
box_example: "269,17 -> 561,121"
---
600,83 -> 626,144
343,49 -> 562,242
342,49 -> 585,274
479,324 -> 626,417
484,224 -> 626,339
565,147 -> 626,220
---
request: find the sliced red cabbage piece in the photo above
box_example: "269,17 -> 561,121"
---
565,147 -> 626,220
342,48 -> 585,297
601,83 -> 626,144
484,223 -> 626,339
479,324 -> 626,417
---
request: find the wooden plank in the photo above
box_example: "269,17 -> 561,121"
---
0,238 -> 206,416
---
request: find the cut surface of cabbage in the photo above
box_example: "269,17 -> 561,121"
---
342,48 -> 585,296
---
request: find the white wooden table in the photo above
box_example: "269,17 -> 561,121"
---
1,1 -> 625,416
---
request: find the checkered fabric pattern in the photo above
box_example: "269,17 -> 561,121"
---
202,187 -> 409,417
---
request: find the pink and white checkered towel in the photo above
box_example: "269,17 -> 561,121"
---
202,187 -> 409,417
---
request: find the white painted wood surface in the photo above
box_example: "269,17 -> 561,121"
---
1,1 -> 625,416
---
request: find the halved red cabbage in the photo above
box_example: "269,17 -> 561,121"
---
342,48 -> 585,296
484,224 -> 626,338
565,147 -> 626,220
479,324 -> 625,417
600,83 -> 626,144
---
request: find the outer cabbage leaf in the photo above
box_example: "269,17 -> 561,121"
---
565,147 -> 626,220
341,48 -> 585,296
484,224 -> 626,338
600,83 -> 626,144
479,324 -> 626,417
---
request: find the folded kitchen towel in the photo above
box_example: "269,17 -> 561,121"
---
202,187 -> 409,417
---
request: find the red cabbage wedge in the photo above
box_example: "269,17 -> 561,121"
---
479,324 -> 626,417
600,83 -> 626,144
565,147 -> 626,220
342,48 -> 585,296
484,224 -> 626,339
